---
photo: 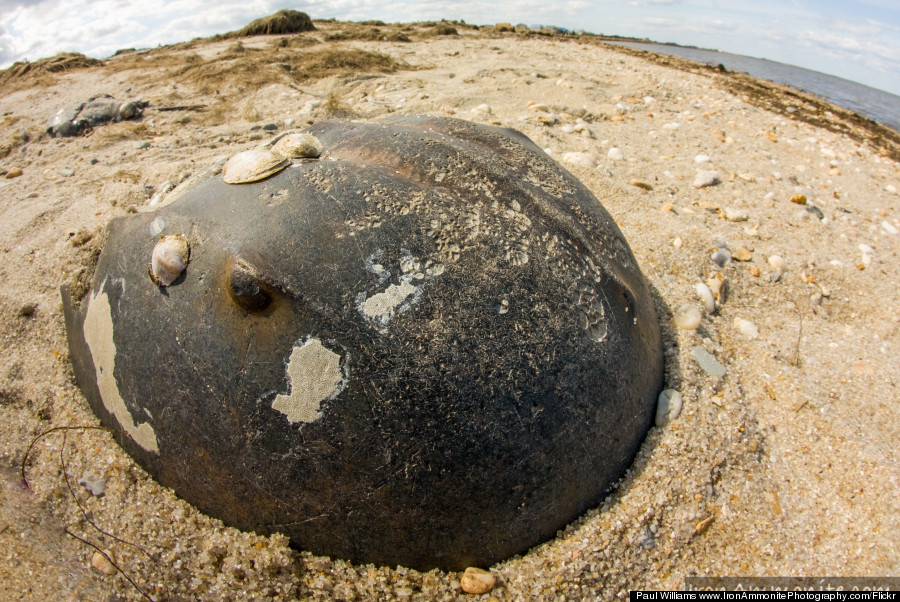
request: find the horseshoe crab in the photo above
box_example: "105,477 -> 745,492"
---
61,115 -> 664,571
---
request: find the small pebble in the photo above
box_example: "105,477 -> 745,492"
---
5,167 -> 23,179
790,194 -> 807,205
723,207 -> 748,222
881,220 -> 898,235
655,389 -> 683,427
672,305 -> 702,330
767,255 -> 785,269
711,248 -> 731,267
692,346 -> 726,377
91,550 -> 117,575
750,266 -> 760,277
733,317 -> 759,339
607,147 -> 625,161
472,103 -> 492,115
806,205 -> 824,220
695,283 -> 715,313
732,247 -> 752,262
134,141 -> 150,150
693,170 -> 719,188
562,152 -> 596,168
60,168 -> 75,177
460,567 -> 495,594
262,123 -> 278,131
694,154 -> 711,163
672,236 -> 683,249
78,472 -> 108,496
90,158 -> 99,165
18,303 -> 37,317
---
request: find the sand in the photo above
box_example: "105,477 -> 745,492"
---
1,21 -> 898,601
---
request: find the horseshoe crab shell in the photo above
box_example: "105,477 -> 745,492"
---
271,132 -> 323,158
222,148 -> 290,184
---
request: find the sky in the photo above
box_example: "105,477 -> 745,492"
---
1,0 -> 899,96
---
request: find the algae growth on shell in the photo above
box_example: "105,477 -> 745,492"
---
61,115 -> 664,571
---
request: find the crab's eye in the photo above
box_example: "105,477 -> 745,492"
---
227,260 -> 272,312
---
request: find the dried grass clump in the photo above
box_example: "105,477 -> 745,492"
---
0,52 -> 102,90
290,49 -> 402,82
323,23 -> 411,43
232,10 -> 316,37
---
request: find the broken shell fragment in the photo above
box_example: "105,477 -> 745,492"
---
149,234 -> 189,286
222,148 -> 290,184
272,132 -> 322,158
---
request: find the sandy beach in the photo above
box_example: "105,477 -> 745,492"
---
1,20 -> 898,600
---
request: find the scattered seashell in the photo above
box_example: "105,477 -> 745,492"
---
723,207 -> 748,222
223,149 -> 290,184
655,389 -> 683,427
672,305 -> 702,330
706,273 -> 726,306
695,283 -> 716,313
732,247 -> 752,261
693,170 -> 719,188
460,567 -> 496,594
733,317 -> 759,339
149,234 -> 190,286
272,133 -> 322,158
562,151 -> 596,168
767,255 -> 785,270
4,167 -> 23,179
672,236 -> 683,249
881,220 -> 898,235
78,472 -> 108,496
607,147 -> 625,161
694,154 -> 711,163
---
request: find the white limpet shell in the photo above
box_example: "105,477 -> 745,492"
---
149,234 -> 189,286
272,133 -> 323,158
222,148 -> 290,184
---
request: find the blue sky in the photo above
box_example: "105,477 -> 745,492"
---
1,0 -> 899,96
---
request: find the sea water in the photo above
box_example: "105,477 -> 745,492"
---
606,41 -> 900,134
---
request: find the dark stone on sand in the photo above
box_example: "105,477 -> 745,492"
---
61,115 -> 664,571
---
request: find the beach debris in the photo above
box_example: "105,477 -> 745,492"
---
149,234 -> 189,286
4,167 -> 23,178
692,346 -> 726,377
222,148 -> 290,184
46,95 -> 147,137
695,283 -> 716,314
655,389 -> 683,427
733,317 -> 759,339
91,550 -> 117,575
460,567 -> 496,594
61,116 -> 664,571
78,472 -> 108,496
608,147 -> 625,161
693,170 -> 719,188
673,305 -> 702,330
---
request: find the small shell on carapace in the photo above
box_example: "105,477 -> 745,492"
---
149,234 -> 189,286
222,149 -> 290,184
272,133 -> 323,159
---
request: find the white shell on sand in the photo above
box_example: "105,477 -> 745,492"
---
222,149 -> 290,184
272,133 -> 323,158
149,234 -> 189,286
672,305 -> 702,330
695,283 -> 716,314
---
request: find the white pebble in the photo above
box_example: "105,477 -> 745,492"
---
881,221 -> 899,235
655,389 -> 683,427
608,147 -> 625,161
733,317 -> 759,339
672,305 -> 702,330
723,207 -> 749,222
643,96 -> 656,104
885,184 -> 897,194
562,151 -> 596,168
693,170 -> 719,188
694,154 -> 711,163
672,237 -> 683,249
768,255 -> 785,269
692,346 -> 726,377
472,103 -> 492,115
695,283 -> 716,313
460,567 -> 495,594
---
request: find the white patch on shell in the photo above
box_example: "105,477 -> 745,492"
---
361,281 -> 419,325
271,339 -> 345,424
222,149 -> 290,184
83,282 -> 159,453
